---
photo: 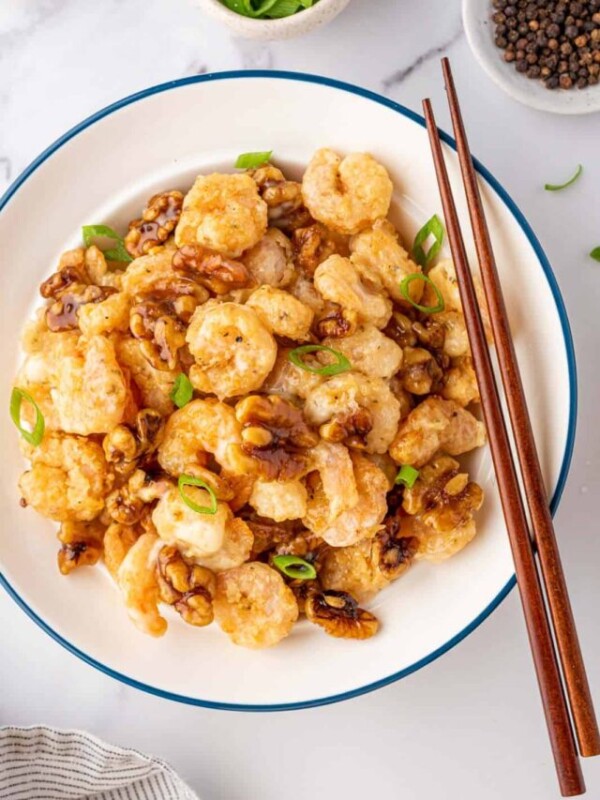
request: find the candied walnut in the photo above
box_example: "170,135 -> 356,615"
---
313,306 -> 358,339
403,455 -> 483,534
244,515 -> 306,558
292,222 -> 349,275
103,409 -> 164,475
375,517 -> 419,580
46,285 -> 118,332
305,589 -> 379,640
319,407 -> 373,450
40,265 -> 87,300
106,469 -> 171,525
234,395 -> 319,481
57,519 -> 105,575
124,190 -> 184,258
250,164 -> 312,233
413,317 -> 446,351
172,244 -> 252,295
400,347 -> 444,395
383,309 -> 417,348
156,545 -> 216,627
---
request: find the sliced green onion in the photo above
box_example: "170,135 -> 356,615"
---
272,555 -> 317,581
170,373 -> 194,408
399,273 -> 445,314
82,224 -> 132,263
10,387 -> 45,447
178,475 -> 218,515
289,344 -> 351,376
395,465 -> 420,489
235,151 -> 273,169
544,164 -> 583,192
590,247 -> 600,263
412,214 -> 445,269
220,0 -> 310,17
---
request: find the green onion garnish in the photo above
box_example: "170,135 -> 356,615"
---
235,151 -> 273,169
220,0 -> 313,18
82,224 -> 132,263
288,344 -> 352,376
590,247 -> 600,263
544,164 -> 583,192
394,465 -> 420,489
272,555 -> 317,581
399,273 -> 445,314
178,475 -> 218,515
10,387 -> 45,447
412,214 -> 445,269
170,373 -> 193,408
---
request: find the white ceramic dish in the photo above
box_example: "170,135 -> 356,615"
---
196,0 -> 350,40
0,71 -> 576,711
463,0 -> 600,115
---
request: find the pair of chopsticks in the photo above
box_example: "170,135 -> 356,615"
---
423,58 -> 599,797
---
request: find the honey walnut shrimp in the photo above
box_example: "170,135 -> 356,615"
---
13,149 -> 488,649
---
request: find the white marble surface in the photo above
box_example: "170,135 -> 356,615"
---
1,1 -> 599,798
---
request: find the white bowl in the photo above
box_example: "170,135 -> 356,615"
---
463,0 -> 600,115
196,0 -> 350,40
0,71 -> 576,710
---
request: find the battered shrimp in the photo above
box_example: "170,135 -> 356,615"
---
186,302 -> 277,399
350,219 -> 423,305
158,398 -> 243,475
117,532 -> 166,637
304,373 -> 401,454
302,149 -> 393,235
55,335 -> 130,435
261,348 -> 323,400
249,479 -> 308,522
322,325 -> 403,380
175,173 -> 268,258
424,260 -> 492,342
77,292 -> 130,337
308,454 -> 388,547
214,562 -> 298,648
115,337 -> 177,417
246,285 -> 314,342
303,441 -> 358,533
19,433 -> 108,522
442,356 -> 480,407
314,256 -> 392,329
103,522 -> 140,580
242,228 -> 295,288
120,244 -> 178,297
389,396 -> 486,467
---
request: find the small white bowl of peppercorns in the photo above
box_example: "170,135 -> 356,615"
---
463,0 -> 600,114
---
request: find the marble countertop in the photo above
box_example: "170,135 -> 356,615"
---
1,1 -> 599,799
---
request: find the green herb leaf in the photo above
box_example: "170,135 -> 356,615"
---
394,464 -> 420,489
272,555 -> 317,581
262,0 -> 301,17
10,387 -> 45,447
219,0 -> 255,16
590,247 -> 600,262
235,151 -> 273,169
169,373 -> 194,408
298,0 -> 314,6
412,214 -> 445,269
544,164 -> 583,192
82,224 -> 133,263
251,0 -> 286,14
399,273 -> 445,314
289,344 -> 352,376
178,475 -> 218,515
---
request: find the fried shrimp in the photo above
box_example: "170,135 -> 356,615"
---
249,479 -> 308,522
117,532 -> 166,637
304,372 -> 401,454
158,398 -> 243,475
302,148 -> 393,235
314,256 -> 392,329
214,562 -> 298,648
19,433 -> 108,522
175,173 -> 268,258
242,228 -> 295,288
246,285 -> 314,342
322,325 -> 403,380
350,219 -> 423,305
186,302 -> 277,399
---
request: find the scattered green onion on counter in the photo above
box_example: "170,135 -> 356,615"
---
221,0 -> 316,19
544,164 -> 583,192
10,387 -> 45,447
411,214 -> 445,269
170,373 -> 194,408
288,344 -> 352,376
394,464 -> 420,489
590,247 -> 600,263
272,555 -> 317,581
178,475 -> 218,515
82,224 -> 132,263
399,273 -> 445,314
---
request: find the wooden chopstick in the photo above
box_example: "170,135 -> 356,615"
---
422,97 -> 585,797
441,56 -> 600,761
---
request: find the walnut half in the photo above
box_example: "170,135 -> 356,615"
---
57,520 -> 105,575
156,545 -> 216,627
125,190 -> 184,258
305,589 -> 379,640
172,245 -> 251,295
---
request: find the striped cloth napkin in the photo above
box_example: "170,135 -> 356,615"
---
0,726 -> 199,799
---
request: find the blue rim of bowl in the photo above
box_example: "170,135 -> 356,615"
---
0,70 -> 577,712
